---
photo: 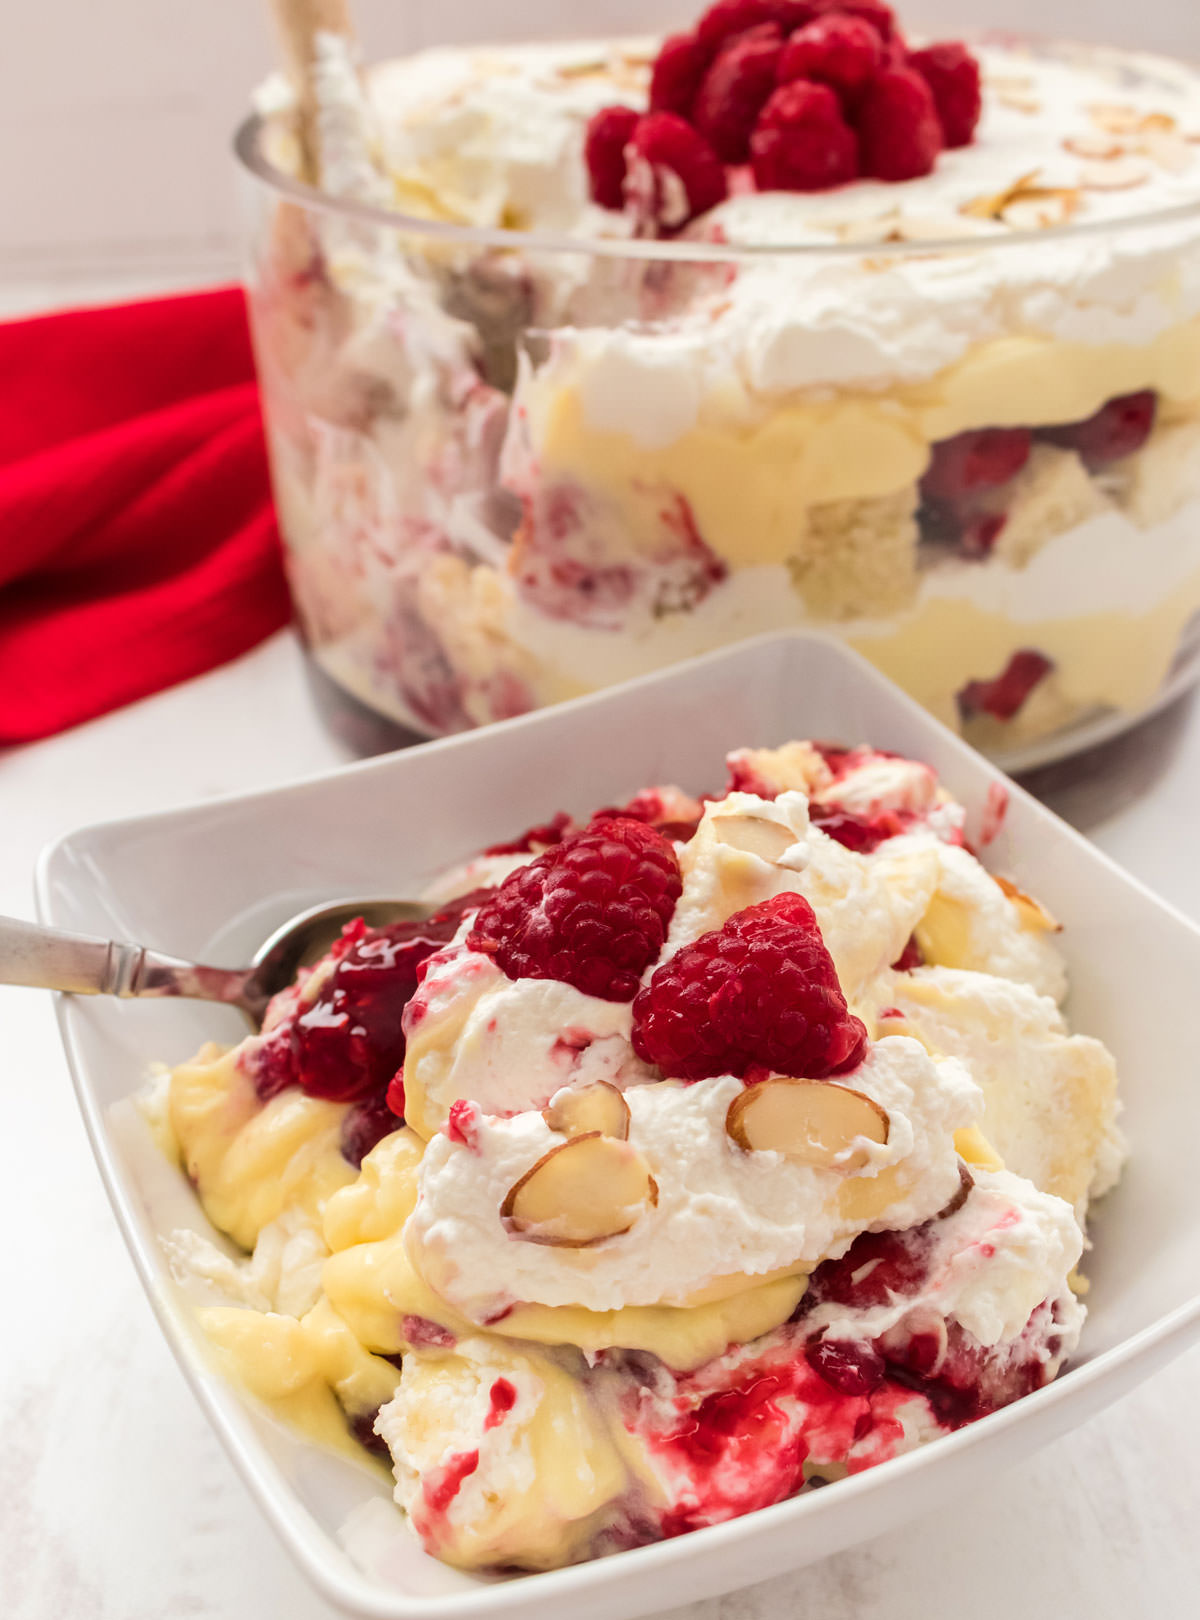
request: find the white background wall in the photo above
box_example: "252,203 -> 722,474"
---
0,0 -> 1197,298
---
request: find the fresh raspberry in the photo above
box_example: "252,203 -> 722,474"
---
812,0 -> 897,42
468,817 -> 682,1002
584,104 -> 640,210
919,428 -> 1032,503
1042,390 -> 1158,467
249,890 -> 491,1106
628,112 -> 729,226
909,42 -> 982,148
694,24 -> 785,163
650,31 -> 712,117
750,80 -> 859,191
631,891 -> 867,1081
697,0 -> 816,50
857,66 -> 944,182
777,15 -> 884,101
957,650 -> 1054,723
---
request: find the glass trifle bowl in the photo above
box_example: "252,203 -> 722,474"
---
235,22 -> 1200,766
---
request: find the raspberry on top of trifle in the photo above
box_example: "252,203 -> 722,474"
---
150,737 -> 1121,1572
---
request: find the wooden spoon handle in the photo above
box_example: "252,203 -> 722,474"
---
267,0 -> 360,185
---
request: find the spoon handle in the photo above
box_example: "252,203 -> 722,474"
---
0,916 -> 254,1010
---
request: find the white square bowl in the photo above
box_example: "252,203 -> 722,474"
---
37,631 -> 1200,1620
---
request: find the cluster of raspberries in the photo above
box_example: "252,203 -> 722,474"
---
469,817 -> 867,1082
585,0 -> 982,227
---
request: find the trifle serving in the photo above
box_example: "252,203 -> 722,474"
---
148,738 -> 1122,1572
241,0 -> 1200,760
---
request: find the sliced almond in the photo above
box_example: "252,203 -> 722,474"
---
1078,156 -> 1150,190
1139,130 -> 1194,174
1087,101 -> 1147,136
501,1133 -> 656,1247
542,1081 -> 630,1142
994,874 -> 1062,933
710,813 -> 799,864
726,1078 -> 889,1172
998,93 -> 1041,115
1002,192 -> 1081,231
1063,133 -> 1126,161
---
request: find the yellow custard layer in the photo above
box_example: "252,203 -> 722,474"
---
527,320 -> 1200,569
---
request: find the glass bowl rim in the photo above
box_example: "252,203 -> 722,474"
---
232,31 -> 1200,264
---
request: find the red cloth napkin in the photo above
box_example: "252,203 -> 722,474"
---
0,284 -> 291,745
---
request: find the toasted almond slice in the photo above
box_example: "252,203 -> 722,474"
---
1002,191 -> 1081,230
1079,156 -> 1150,190
710,813 -> 799,864
994,874 -> 1062,933
998,92 -> 1041,114
501,1133 -> 656,1247
1139,130 -> 1194,173
1063,133 -> 1126,160
1087,101 -> 1146,135
542,1081 -> 630,1141
726,1078 -> 889,1171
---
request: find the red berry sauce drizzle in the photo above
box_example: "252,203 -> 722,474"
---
245,889 -> 492,1164
586,0 -> 983,230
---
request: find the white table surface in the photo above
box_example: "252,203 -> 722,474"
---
5,628 -> 1200,1620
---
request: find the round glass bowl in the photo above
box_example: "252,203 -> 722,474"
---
234,36 -> 1200,767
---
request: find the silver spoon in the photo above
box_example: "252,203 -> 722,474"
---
0,899 -> 435,1029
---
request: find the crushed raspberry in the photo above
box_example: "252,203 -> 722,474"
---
598,788 -> 705,845
485,811 -> 575,856
807,1335 -> 886,1396
402,1315 -> 457,1349
650,31 -> 712,117
805,1224 -> 934,1309
632,891 -> 867,1081
248,890 -> 490,1106
693,24 -> 784,163
468,817 -> 682,1002
1042,390 -> 1158,467
347,1408 -> 391,1459
809,802 -> 915,852
857,66 -> 944,182
909,41 -> 982,147
958,650 -> 1054,723
890,933 -> 923,972
813,0 -> 897,42
751,80 -> 859,191
340,1093 -> 403,1168
628,111 -> 729,226
920,428 -> 1032,503
446,1098 -> 481,1149
484,1378 -> 518,1430
422,1449 -> 480,1519
583,104 -> 640,210
777,15 -> 884,101
697,0 -> 816,49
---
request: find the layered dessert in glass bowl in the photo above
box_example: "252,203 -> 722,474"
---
150,735 -> 1122,1571
237,1 -> 1200,765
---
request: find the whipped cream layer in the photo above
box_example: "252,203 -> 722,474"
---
356,36 -> 1200,397
406,1041 -> 977,1319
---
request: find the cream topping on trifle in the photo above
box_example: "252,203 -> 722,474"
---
150,738 -> 1121,1573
